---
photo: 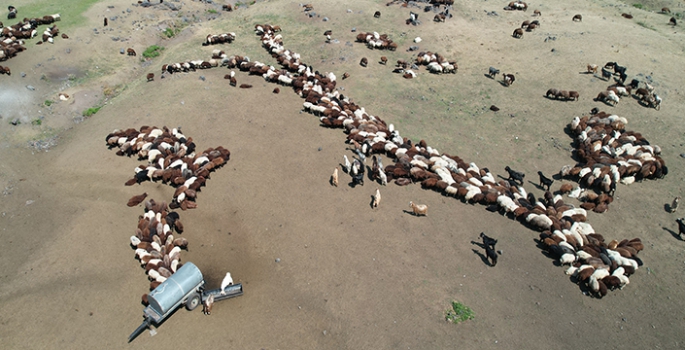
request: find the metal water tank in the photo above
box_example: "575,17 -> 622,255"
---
147,262 -> 204,317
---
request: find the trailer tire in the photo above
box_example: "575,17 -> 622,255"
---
185,293 -> 201,311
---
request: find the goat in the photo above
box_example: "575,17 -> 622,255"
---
372,188 -> 381,208
669,197 -> 681,213
480,232 -> 498,266
146,73 -> 154,82
538,171 -> 554,190
331,167 -> 339,187
104,17 -> 108,27
220,272 -> 233,295
586,64 -> 598,74
670,17 -> 677,26
409,201 -> 428,216
360,57 -> 368,67
573,14 -> 582,22
512,28 -> 523,38
127,48 -> 136,56
488,66 -> 500,78
203,294 -> 214,315
600,68 -> 612,80
505,166 -> 525,184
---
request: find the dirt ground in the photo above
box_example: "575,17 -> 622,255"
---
1,0 -> 685,349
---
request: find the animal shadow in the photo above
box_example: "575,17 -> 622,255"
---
403,209 -> 423,217
664,203 -> 674,213
662,226 -> 683,241
470,241 -> 494,267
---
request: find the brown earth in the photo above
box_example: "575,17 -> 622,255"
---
1,0 -> 685,349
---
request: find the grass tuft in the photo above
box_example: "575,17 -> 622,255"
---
82,106 -> 102,117
445,301 -> 475,324
142,45 -> 165,59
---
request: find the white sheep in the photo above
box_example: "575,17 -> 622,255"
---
220,272 -> 234,295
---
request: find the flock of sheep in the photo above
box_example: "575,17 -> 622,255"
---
105,126 -> 230,303
0,8 -> 63,63
245,21 -> 659,297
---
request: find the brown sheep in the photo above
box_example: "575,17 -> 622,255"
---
521,20 -> 530,28
661,7 -> 670,14
503,73 -> 515,86
273,87 -> 280,94
239,84 -> 252,88
587,64 -> 598,73
513,28 -> 524,38
342,72 -> 350,80
379,56 -> 388,65
127,193 -> 148,207
127,48 -> 136,56
546,88 -> 559,98
146,73 -> 154,82
573,14 -> 582,22
621,13 -> 633,19
569,91 -> 579,101
533,9 -> 541,16
360,57 -> 368,67
61,33 -> 69,39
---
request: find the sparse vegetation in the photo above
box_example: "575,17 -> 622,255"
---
637,21 -> 655,30
207,9 -> 218,14
142,45 -> 164,59
31,119 -> 42,126
632,3 -> 643,9
445,301 -> 475,324
82,106 -> 102,117
44,100 -> 53,106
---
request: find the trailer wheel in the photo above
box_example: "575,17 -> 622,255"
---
185,293 -> 201,311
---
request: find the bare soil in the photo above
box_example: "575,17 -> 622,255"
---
1,0 -> 685,349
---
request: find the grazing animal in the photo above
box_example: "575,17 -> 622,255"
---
669,196 -> 681,213
239,84 -> 252,88
360,57 -> 368,67
573,14 -> 582,22
380,56 -> 388,65
621,13 -> 633,19
662,7 -> 670,14
569,91 -> 579,101
104,17 -> 108,27
546,88 -> 559,98
533,9 -> 541,16
146,73 -> 154,82
538,171 -> 554,190
600,68 -> 612,80
677,218 -> 685,238
488,66 -> 500,78
374,11 -> 381,18
342,155 -> 351,173
512,28 -> 524,38
587,64 -> 598,74
220,272 -> 233,295
505,166 -> 525,184
670,17 -> 677,26
127,193 -> 148,207
480,232 -> 498,266
127,48 -> 136,56
409,201 -> 428,216
372,188 -> 381,208
331,167 -> 339,187
61,33 -> 69,39
0,65 -> 10,76
342,72 -> 350,80
203,294 -> 214,315
273,87 -> 280,94
503,73 -> 515,86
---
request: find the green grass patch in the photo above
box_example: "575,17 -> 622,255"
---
207,9 -> 218,14
18,0 -> 101,31
44,100 -> 53,106
31,119 -> 43,126
142,45 -> 165,59
445,301 -> 475,324
82,106 -> 102,117
632,3 -> 643,9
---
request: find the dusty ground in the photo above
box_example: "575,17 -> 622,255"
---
1,0 -> 685,349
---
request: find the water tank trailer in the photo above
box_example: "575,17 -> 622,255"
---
128,262 -> 243,342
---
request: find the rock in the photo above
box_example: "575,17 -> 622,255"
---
120,48 -> 125,54
26,85 -> 35,91
679,153 -> 685,159
111,37 -> 120,41
199,76 -> 205,81
347,9 -> 352,13
323,17 -> 329,21
20,72 -> 26,77
65,48 -> 71,54
275,258 -> 281,263
10,118 -> 19,125
351,27 -> 356,32
408,45 -> 419,51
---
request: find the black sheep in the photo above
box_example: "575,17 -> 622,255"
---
505,166 -> 525,185
537,171 -> 554,191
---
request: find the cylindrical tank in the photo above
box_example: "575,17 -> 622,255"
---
147,262 -> 204,316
